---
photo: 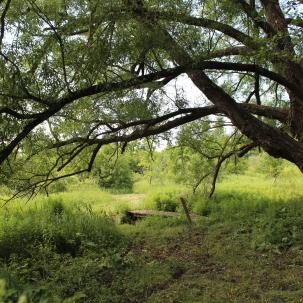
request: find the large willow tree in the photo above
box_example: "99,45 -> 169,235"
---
0,0 -> 302,195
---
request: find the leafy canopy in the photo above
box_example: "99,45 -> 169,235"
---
0,0 -> 303,197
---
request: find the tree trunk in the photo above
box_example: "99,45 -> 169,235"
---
155,28 -> 303,172
260,0 -> 303,140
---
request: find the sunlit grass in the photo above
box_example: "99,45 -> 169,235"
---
1,167 -> 303,302
217,172 -> 303,201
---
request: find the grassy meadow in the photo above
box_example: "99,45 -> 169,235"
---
1,161 -> 303,302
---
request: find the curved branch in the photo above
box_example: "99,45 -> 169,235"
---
0,107 -> 43,119
202,46 -> 252,60
0,68 -> 181,165
0,57 -> 293,165
130,8 -> 259,49
192,60 -> 302,99
233,0 -> 276,35
0,0 -> 11,47
50,103 -> 288,150
208,141 -> 257,198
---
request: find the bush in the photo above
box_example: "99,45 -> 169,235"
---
49,197 -> 65,216
252,200 -> 303,251
0,185 -> 11,198
153,192 -> 179,212
93,147 -> 135,191
119,206 -> 134,224
0,199 -> 128,260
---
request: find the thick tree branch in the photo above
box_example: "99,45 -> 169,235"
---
141,9 -> 259,49
0,68 -> 182,165
136,18 -> 303,171
233,0 -> 276,35
0,0 -> 11,47
2,56 -> 293,165
50,103 -> 287,150
0,107 -> 42,119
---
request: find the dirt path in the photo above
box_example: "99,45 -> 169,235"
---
112,193 -> 145,203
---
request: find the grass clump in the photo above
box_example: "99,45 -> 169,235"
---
0,196 -> 129,302
154,192 -> 178,212
188,173 -> 303,253
0,199 -> 127,259
144,187 -> 182,212
252,199 -> 303,251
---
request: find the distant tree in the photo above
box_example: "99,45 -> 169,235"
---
0,0 -> 303,196
259,153 -> 284,180
175,118 -> 250,196
92,145 -> 135,190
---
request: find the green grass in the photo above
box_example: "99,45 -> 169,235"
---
1,171 -> 303,302
31,183 -> 146,215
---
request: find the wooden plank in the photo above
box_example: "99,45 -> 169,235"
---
128,210 -> 180,218
127,209 -> 201,220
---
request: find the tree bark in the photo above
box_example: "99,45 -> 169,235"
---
260,0 -> 303,140
151,26 -> 303,172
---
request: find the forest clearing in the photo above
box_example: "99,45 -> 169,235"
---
1,0 -> 303,302
2,162 -> 303,302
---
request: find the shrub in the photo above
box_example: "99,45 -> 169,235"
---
154,192 -> 178,212
252,200 -> 303,251
0,200 -> 128,260
49,198 -> 65,216
0,186 -> 11,198
119,207 -> 134,224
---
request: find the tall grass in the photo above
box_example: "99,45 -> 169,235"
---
1,166 -> 303,302
0,197 -> 127,259
0,196 -> 129,302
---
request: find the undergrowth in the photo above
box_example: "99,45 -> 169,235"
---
1,172 -> 303,302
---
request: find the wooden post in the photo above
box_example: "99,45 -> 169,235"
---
180,197 -> 192,226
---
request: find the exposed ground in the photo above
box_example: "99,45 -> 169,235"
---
120,217 -> 303,303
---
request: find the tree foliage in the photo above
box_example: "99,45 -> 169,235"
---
0,0 -> 303,196
92,145 -> 136,190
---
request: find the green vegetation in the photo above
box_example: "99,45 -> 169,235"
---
1,155 -> 303,302
1,0 -> 303,302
